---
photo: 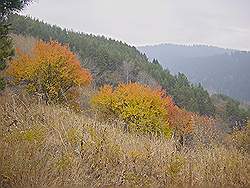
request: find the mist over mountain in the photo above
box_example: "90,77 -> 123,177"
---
138,44 -> 250,102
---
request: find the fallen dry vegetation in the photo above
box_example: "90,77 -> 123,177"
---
0,92 -> 249,187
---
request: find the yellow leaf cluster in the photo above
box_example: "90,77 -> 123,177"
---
91,83 -> 172,138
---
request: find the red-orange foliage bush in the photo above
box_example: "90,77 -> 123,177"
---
7,40 -> 92,103
165,97 -> 193,135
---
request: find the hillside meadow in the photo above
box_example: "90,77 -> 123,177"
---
0,33 -> 249,187
0,91 -> 249,187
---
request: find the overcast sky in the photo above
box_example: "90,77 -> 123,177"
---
22,0 -> 250,50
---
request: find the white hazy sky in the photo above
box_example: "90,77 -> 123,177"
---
22,0 -> 250,50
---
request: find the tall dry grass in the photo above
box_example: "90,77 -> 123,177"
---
0,92 -> 249,187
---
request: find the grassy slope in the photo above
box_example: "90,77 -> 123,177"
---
0,92 -> 249,187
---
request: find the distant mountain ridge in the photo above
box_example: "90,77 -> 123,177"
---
139,43 -> 235,59
138,44 -> 250,102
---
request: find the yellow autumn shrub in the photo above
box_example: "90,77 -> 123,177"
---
91,83 -> 172,138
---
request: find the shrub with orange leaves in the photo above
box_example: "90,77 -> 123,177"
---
7,40 -> 92,103
91,83 -> 172,138
166,97 -> 219,147
165,97 -> 193,135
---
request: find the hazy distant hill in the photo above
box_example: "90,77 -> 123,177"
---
138,44 -> 250,102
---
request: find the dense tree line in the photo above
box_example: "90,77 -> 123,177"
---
145,59 -> 215,116
211,94 -> 249,129
139,44 -> 250,102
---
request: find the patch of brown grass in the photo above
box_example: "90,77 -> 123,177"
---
0,92 -> 249,187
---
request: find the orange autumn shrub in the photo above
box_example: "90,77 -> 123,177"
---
91,83 -> 172,138
7,40 -> 92,103
165,97 -> 193,135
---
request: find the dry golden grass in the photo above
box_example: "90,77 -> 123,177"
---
0,92 -> 249,187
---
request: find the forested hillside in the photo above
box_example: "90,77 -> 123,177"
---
138,44 -> 250,102
8,14 -> 215,116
